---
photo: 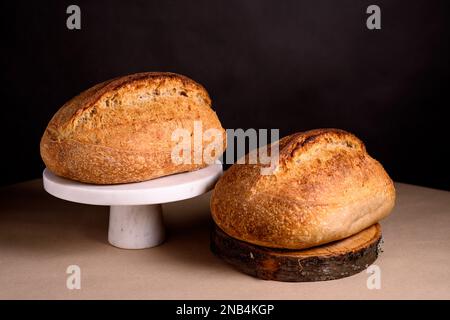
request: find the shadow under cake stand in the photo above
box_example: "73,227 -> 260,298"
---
43,163 -> 222,249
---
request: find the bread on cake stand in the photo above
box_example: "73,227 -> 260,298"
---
39,72 -> 226,249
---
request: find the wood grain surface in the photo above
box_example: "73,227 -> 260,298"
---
211,223 -> 382,282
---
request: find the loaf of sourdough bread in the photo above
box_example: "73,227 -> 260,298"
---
210,129 -> 395,249
40,72 -> 225,184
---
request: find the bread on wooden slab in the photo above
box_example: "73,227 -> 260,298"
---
210,129 -> 395,250
40,72 -> 225,184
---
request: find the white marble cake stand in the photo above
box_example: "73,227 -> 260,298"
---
42,162 -> 222,249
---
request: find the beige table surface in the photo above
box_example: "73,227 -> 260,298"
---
0,180 -> 449,299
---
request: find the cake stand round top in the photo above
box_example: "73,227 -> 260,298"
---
43,162 -> 223,206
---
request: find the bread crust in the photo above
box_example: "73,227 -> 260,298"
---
40,72 -> 225,184
210,129 -> 395,249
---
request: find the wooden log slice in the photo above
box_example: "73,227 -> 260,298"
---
211,223 -> 382,282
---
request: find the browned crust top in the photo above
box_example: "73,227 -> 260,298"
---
277,128 -> 365,167
48,72 -> 212,137
40,72 -> 225,184
210,128 -> 395,250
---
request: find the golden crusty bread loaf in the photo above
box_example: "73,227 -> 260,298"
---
40,72 -> 225,184
210,129 -> 395,249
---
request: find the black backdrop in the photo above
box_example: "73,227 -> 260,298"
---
1,0 -> 449,190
